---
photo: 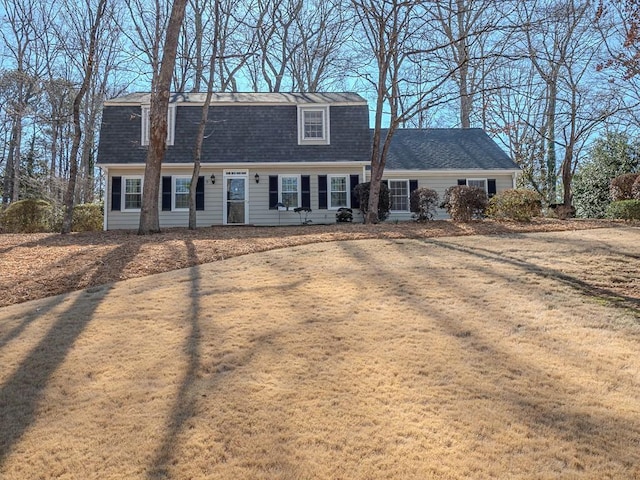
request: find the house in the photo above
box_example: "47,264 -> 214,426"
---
97,92 -> 520,229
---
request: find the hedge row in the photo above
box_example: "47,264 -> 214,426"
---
0,200 -> 103,233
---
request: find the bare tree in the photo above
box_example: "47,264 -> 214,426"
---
138,0 -> 188,235
289,0 -> 354,92
0,0 -> 50,205
188,0 -> 222,230
60,0 -> 108,234
430,0 -> 513,128
351,0 -> 456,223
122,0 -> 172,90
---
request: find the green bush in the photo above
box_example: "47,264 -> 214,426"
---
73,203 -> 103,231
0,199 -> 56,233
354,181 -> 391,222
487,189 -> 542,222
610,173 -> 640,201
335,207 -> 353,223
440,185 -> 487,222
606,200 -> 640,220
410,187 -> 439,222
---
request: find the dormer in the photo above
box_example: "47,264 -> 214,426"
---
297,104 -> 330,145
141,104 -> 177,146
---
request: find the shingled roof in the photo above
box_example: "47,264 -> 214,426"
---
104,92 -> 367,106
383,128 -> 519,171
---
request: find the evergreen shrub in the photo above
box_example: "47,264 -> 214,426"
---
0,199 -> 55,233
354,182 -> 391,222
606,200 -> 640,221
487,189 -> 542,222
73,203 -> 104,231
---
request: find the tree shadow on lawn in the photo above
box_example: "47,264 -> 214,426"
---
147,239 -> 202,479
0,295 -> 69,350
146,240 -> 313,479
337,239 -> 640,474
0,243 -> 142,466
422,237 -> 639,314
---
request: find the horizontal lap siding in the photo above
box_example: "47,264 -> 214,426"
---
105,166 -> 363,229
106,169 -> 515,228
106,168 -> 221,230
380,173 -> 515,221
249,166 -> 363,225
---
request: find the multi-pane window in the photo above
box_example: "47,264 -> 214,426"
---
124,177 -> 142,210
280,176 -> 300,208
329,175 -> 348,208
466,178 -> 488,193
174,177 -> 191,210
298,106 -> 329,144
389,180 -> 409,211
141,105 -> 176,146
304,110 -> 324,139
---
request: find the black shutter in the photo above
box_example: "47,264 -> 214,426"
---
457,179 -> 466,186
350,174 -> 360,208
162,176 -> 172,211
301,175 -> 311,208
111,176 -> 122,211
382,179 -> 388,187
269,175 -> 278,209
409,179 -> 418,193
318,175 -> 327,209
196,176 -> 205,210
487,179 -> 497,198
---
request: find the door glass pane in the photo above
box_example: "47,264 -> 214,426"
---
227,178 -> 245,224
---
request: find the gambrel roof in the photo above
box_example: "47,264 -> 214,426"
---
97,92 -> 371,165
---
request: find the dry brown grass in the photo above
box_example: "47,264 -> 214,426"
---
0,218 -> 636,308
0,225 -> 639,479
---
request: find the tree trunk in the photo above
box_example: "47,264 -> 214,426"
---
2,120 -> 21,205
138,0 -> 188,235
545,82 -> 557,203
189,0 -> 220,230
61,0 -> 107,234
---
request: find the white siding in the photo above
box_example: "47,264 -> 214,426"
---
104,166 -> 517,229
105,165 -> 365,229
378,172 -> 516,222
249,166 -> 363,226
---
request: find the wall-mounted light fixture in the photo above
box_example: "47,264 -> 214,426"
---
210,174 -> 216,184
254,173 -> 260,184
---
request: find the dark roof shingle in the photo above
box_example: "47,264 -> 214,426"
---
383,128 -> 519,171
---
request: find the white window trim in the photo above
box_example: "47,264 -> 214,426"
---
122,175 -> 143,212
328,174 -> 350,210
172,175 -> 191,211
297,105 -> 330,145
141,104 -> 176,146
466,178 -> 488,193
388,179 -> 410,212
278,174 -> 301,209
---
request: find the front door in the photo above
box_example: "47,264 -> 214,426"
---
224,173 -> 248,224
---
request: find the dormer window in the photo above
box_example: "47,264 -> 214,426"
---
298,105 -> 330,145
141,104 -> 176,146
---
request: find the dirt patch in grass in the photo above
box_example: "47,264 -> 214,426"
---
0,218 -> 636,307
0,227 -> 638,479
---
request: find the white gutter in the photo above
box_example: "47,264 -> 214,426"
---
98,161 -> 371,169
101,166 -> 108,231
